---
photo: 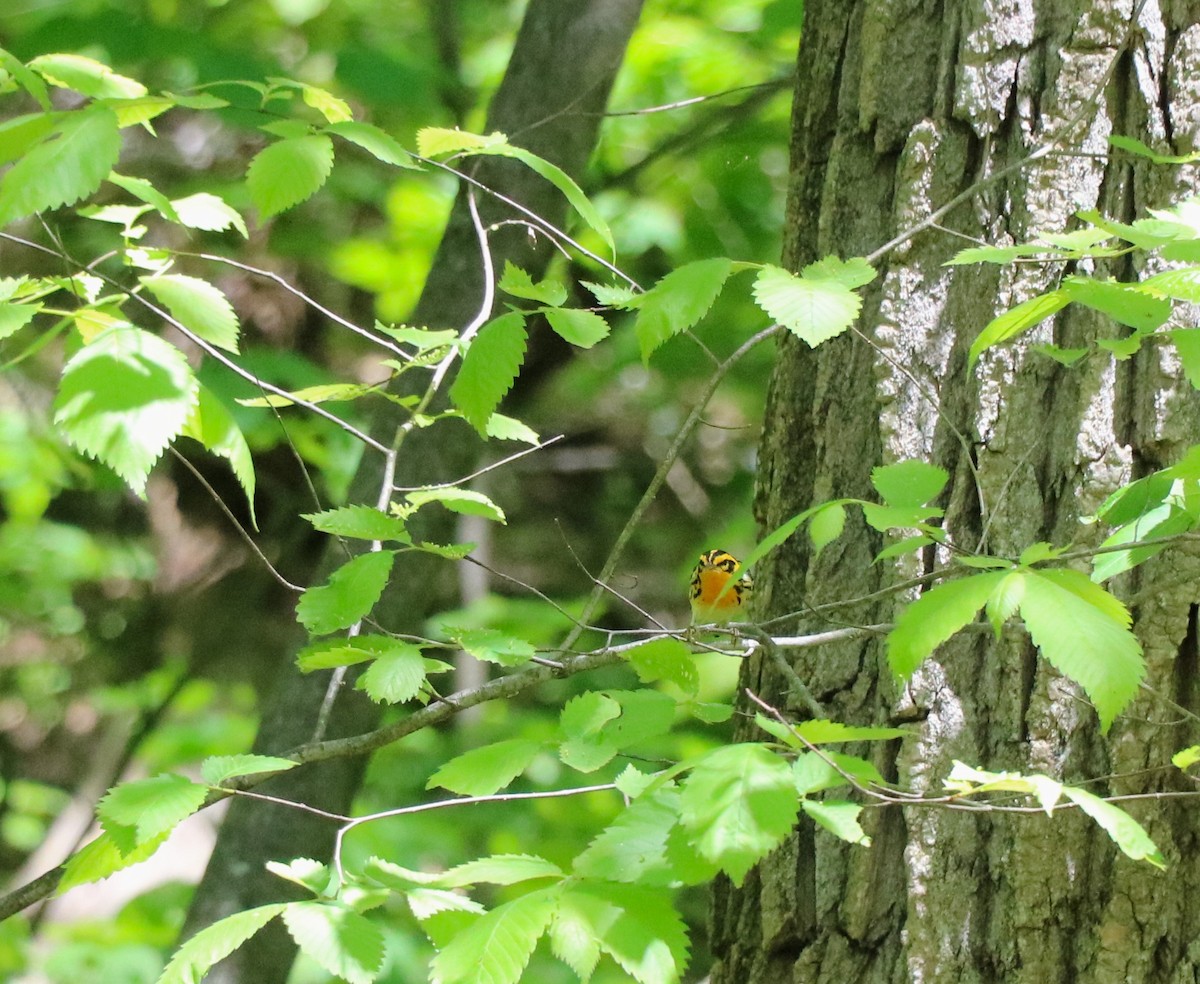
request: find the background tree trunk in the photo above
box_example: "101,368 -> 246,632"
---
179,3 -> 643,980
712,2 -> 1200,982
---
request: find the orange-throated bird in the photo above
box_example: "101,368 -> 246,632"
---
689,549 -> 752,624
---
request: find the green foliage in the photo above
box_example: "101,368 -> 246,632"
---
142,275 -> 240,354
752,256 -> 875,347
450,312 -> 528,436
627,257 -> 734,362
156,904 -> 287,984
425,739 -> 545,797
200,754 -> 298,785
98,775 -> 208,853
281,902 -> 385,984
296,551 -> 397,636
246,134 -> 335,220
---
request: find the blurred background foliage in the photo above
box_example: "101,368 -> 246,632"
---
0,0 -> 798,979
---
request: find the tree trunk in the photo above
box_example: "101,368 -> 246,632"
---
712,2 -> 1200,982
179,3 -> 643,980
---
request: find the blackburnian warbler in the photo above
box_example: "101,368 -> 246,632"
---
689,549 -> 752,624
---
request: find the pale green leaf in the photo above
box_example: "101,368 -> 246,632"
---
60,830 -> 169,892
295,82 -> 353,123
0,47 -> 51,109
236,381 -> 377,408
802,799 -> 870,845
303,505 -> 410,541
325,120 -> 419,168
246,134 -> 335,220
107,172 -> 180,223
0,105 -> 121,226
0,113 -> 57,168
968,290 -> 1068,368
872,460 -> 949,507
560,692 -> 622,738
30,53 -> 146,99
156,904 -> 286,984
792,751 -> 884,795
498,263 -> 567,306
632,257 -> 733,361
53,326 -> 198,497
809,501 -> 846,557
450,312 -> 527,435
296,634 -> 414,672
452,627 -> 535,667
426,738 -> 544,796
1172,745 -> 1200,770
568,882 -> 689,984
171,192 -> 248,237
1062,786 -> 1164,868
1018,569 -> 1144,731
1169,329 -> 1200,389
485,413 -> 540,444
296,550 -> 396,636
1109,133 -> 1200,164
790,719 -> 909,745
200,754 -> 297,786
430,887 -> 557,984
181,384 -> 257,524
886,572 -> 1006,679
1062,275 -> 1170,332
266,858 -> 331,895
281,902 -> 384,984
582,280 -> 638,306
544,307 -> 610,349
357,645 -> 427,704
416,127 -> 505,156
740,503 -> 823,571
0,301 -> 39,340
753,263 -> 861,347
986,570 -> 1026,637
1032,343 -> 1089,366
98,774 -> 208,849
548,890 -> 602,981
1143,267 -> 1200,304
801,255 -> 876,289
625,637 -> 699,695
143,274 -> 240,353
573,788 -> 681,885
679,743 -> 799,885
438,854 -> 562,888
406,487 -> 505,523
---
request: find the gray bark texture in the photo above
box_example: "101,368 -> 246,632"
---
712,2 -> 1200,983
178,2 -> 643,980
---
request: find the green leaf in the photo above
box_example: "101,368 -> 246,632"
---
544,307 -> 610,349
0,105 -> 121,226
0,47 -> 51,109
0,113 -> 58,169
304,505 -> 410,541
281,902 -> 385,984
429,886 -> 557,984
143,274 -> 240,353
200,754 -> 298,786
30,53 -> 147,99
60,830 -> 169,892
450,312 -> 527,436
968,290 -> 1068,368
802,799 -> 870,846
485,413 -> 540,444
632,258 -> 733,361
559,691 -> 677,773
809,502 -> 846,557
1172,745 -> 1200,770
266,858 -> 332,896
98,774 -> 208,850
1108,133 -> 1200,164
985,571 -> 1025,636
325,120 -> 419,168
1096,334 -> 1143,360
296,550 -> 396,636
406,487 -> 506,523
1062,276 -> 1171,332
1061,786 -> 1164,868
246,134 -> 335,220
582,280 -> 639,306
53,326 -> 199,497
108,172 -> 181,223
803,255 -> 877,289
560,692 -> 622,738
171,192 -> 248,237
740,503 -> 824,571
237,381 -> 377,408
886,572 -> 1006,679
945,243 -> 1046,266
357,644 -> 427,704
181,384 -> 257,524
753,263 -> 862,347
624,637 -> 699,695
438,854 -> 562,888
679,743 -> 799,885
290,82 -> 353,123
1031,343 -> 1089,366
1169,329 -> 1200,388
793,751 -> 885,795
573,787 -> 681,885
426,738 -> 544,796
0,300 -> 39,340
790,719 -> 909,745
296,634 -> 413,672
452,627 -> 535,667
417,127 -> 507,156
1017,569 -> 1144,731
156,904 -> 287,984
872,459 -> 949,507
560,882 -> 689,984
498,263 -> 567,306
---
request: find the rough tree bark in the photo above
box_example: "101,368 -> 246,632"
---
712,2 -> 1200,983
178,2 -> 643,981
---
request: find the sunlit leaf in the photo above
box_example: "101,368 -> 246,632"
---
143,274 -> 240,353
968,290 -> 1068,368
296,550 -> 396,636
429,887 -> 557,984
281,902 -> 384,984
200,755 -> 298,786
98,774 -> 208,850
631,257 -> 733,361
326,120 -> 419,168
886,572 -> 1005,679
246,134 -> 335,220
450,312 -> 527,436
30,53 -> 147,99
753,263 -> 862,347
156,904 -> 287,984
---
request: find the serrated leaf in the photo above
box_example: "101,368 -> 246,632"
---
296,550 -> 396,636
560,692 -> 623,738
801,255 -> 876,289
296,634 -> 413,671
498,263 -> 567,306
181,384 -> 257,524
0,47 -> 51,109
753,263 -> 862,347
294,82 -> 353,124
60,830 -> 169,892
549,890 -> 602,981
237,381 -> 377,407
985,571 -> 1025,637
544,307 -> 609,349
171,192 -> 248,237
582,280 -> 638,306
559,691 -> 676,773
1018,569 -> 1144,731
0,301 -> 39,340
573,788 -> 681,885
53,326 -> 198,497
438,854 -> 562,888
281,902 -> 384,984
0,105 -> 120,226
325,120 -> 419,168
485,413 -> 540,444
1062,276 -> 1170,332
200,754 -> 298,785
266,858 -> 332,895
246,134 -> 335,220
802,799 -> 870,846
108,172 -> 180,223
99,774 -> 208,849
406,487 -> 506,523
886,572 -> 1006,679
625,637 -> 699,695
501,144 -> 615,253
426,738 -> 544,796
357,644 -> 427,704
633,257 -> 733,361
739,503 -> 824,571
156,904 -> 286,984
452,627 -> 535,667
430,887 -> 557,984
304,505 -> 410,541
417,126 -> 505,156
407,888 -> 487,921
0,113 -> 58,169
1062,787 -> 1164,868
679,743 -> 799,885
143,274 -> 240,354
1169,329 -> 1200,389
968,290 -> 1068,368
1172,745 -> 1200,770
872,459 -> 949,507
30,53 -> 147,99
450,312 -> 527,436
565,882 -> 689,984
